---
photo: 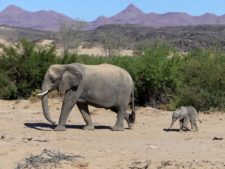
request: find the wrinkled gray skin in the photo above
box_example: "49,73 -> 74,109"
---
39,63 -> 135,131
169,106 -> 201,132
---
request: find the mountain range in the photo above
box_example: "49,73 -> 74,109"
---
1,4 -> 225,31
0,5 -> 75,31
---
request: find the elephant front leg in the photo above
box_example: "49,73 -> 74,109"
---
183,117 -> 191,131
190,120 -> 194,131
169,119 -> 176,129
77,102 -> 94,130
55,90 -> 79,131
179,119 -> 184,132
112,109 -> 125,131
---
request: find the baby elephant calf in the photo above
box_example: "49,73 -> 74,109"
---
169,106 -> 201,132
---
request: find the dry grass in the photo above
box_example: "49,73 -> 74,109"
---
16,149 -> 83,169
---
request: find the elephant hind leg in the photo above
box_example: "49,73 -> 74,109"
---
183,117 -> 191,131
124,111 -> 134,129
193,120 -> 198,131
191,119 -> 199,132
111,108 -> 125,131
77,102 -> 94,130
194,122 -> 199,131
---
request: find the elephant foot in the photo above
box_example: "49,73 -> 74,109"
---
54,125 -> 66,131
83,125 -> 95,130
111,125 -> 124,131
128,123 -> 135,129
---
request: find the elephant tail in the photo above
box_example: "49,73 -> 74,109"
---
129,85 -> 136,123
197,113 -> 202,123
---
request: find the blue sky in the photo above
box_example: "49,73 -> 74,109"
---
0,0 -> 225,21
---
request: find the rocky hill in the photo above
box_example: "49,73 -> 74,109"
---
1,24 -> 225,52
0,25 -> 53,42
84,24 -> 225,51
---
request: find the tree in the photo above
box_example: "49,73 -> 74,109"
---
100,31 -> 128,56
59,19 -> 87,55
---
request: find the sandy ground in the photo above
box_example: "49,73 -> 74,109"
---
56,46 -> 133,56
0,99 -> 225,169
36,39 -> 133,56
77,46 -> 133,56
0,37 -> 133,57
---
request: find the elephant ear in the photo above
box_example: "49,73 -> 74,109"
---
59,69 -> 82,92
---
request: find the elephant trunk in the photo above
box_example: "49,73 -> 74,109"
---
40,85 -> 56,125
169,120 -> 175,129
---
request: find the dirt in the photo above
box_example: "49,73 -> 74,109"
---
0,98 -> 225,169
55,46 -> 133,56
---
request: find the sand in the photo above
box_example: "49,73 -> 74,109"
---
0,98 -> 225,169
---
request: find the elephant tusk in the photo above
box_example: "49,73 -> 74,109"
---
37,90 -> 49,96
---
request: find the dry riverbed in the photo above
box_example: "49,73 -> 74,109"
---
0,99 -> 225,169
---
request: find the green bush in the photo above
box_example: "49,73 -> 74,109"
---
0,71 -> 17,99
1,39 -> 225,111
179,48 -> 225,111
0,39 -> 57,99
134,44 -> 183,108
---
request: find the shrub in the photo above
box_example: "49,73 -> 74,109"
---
0,39 -> 57,99
0,71 -> 17,99
179,48 -> 225,111
134,43 -> 183,108
1,39 -> 225,111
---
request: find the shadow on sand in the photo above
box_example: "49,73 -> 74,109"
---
24,123 -> 112,131
163,128 -> 180,132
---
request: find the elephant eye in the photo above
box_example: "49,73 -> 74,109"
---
49,76 -> 55,82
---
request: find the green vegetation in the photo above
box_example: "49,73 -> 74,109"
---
0,39 -> 56,99
179,48 -> 225,111
1,39 -> 225,111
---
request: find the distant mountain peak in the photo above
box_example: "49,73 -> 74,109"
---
126,4 -> 141,11
118,4 -> 145,17
96,15 -> 107,20
0,5 -> 77,31
3,5 -> 25,13
201,12 -> 217,17
1,4 -> 225,31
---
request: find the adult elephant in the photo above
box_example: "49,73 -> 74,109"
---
38,63 -> 135,131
